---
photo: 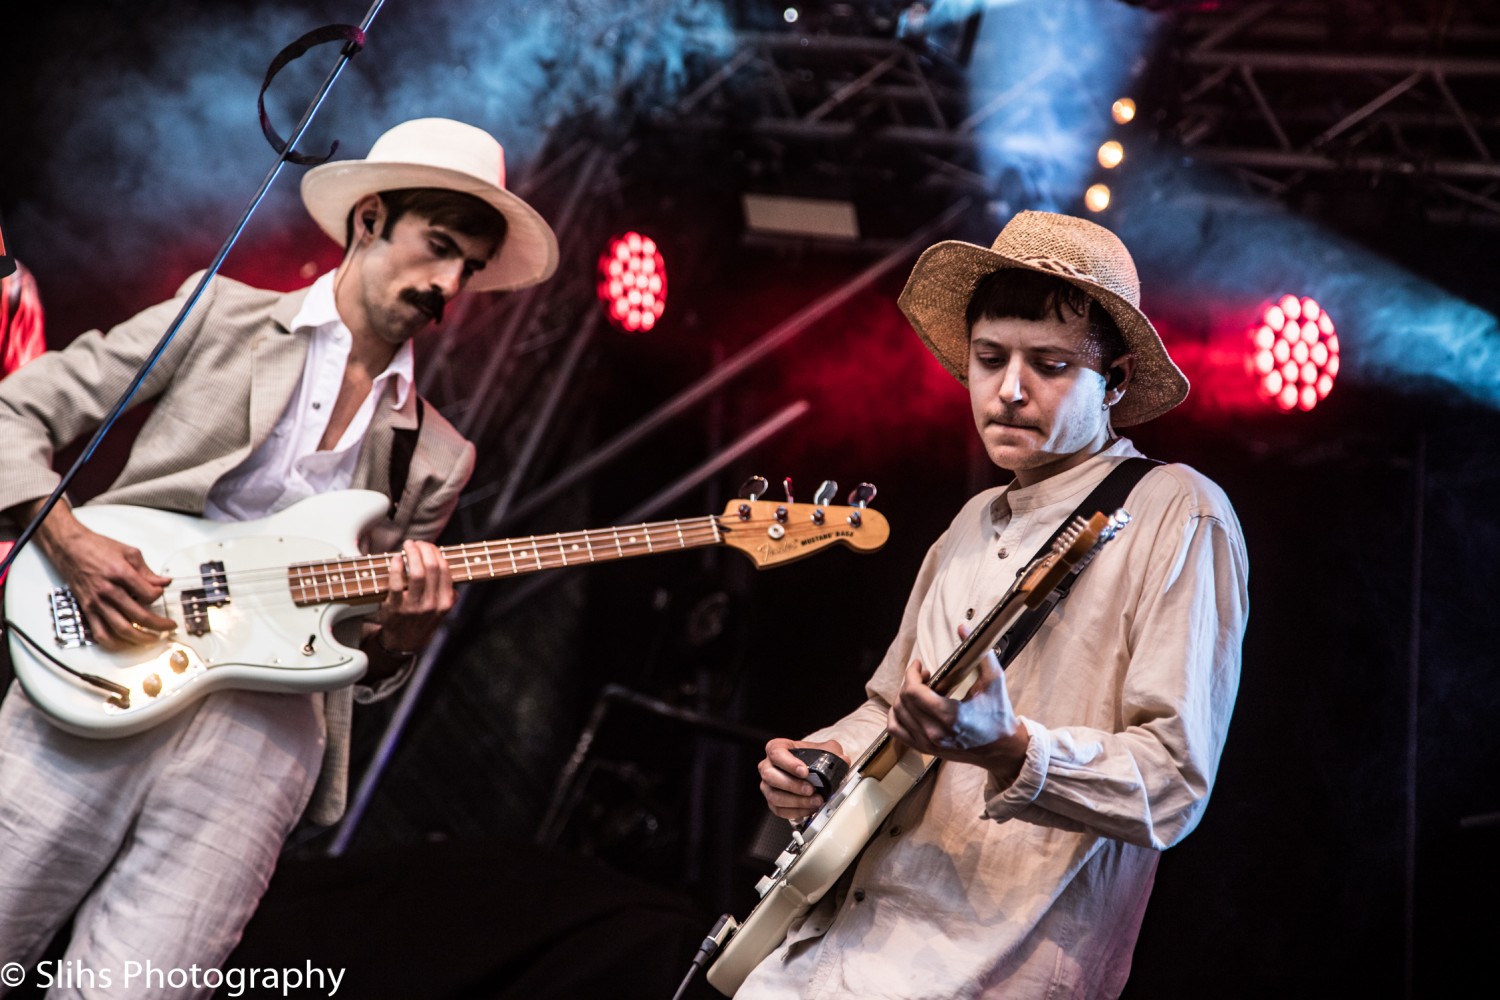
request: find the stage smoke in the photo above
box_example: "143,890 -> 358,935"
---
955,0 -> 1160,215
1110,144 -> 1500,414
6,1 -> 732,327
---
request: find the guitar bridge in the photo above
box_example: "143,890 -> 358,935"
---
49,588 -> 95,648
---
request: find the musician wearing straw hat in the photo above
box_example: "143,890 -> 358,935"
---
0,118 -> 556,993
745,212 -> 1249,999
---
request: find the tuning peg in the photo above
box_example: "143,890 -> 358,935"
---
739,476 -> 769,502
782,476 -> 795,503
847,483 -> 877,508
814,480 -> 838,506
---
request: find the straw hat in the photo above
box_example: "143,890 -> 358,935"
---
301,118 -> 559,293
897,210 -> 1188,426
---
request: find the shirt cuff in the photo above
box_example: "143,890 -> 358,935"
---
353,626 -> 418,703
981,715 -> 1050,822
354,657 -> 415,703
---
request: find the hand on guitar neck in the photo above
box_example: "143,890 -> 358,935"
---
363,539 -> 455,681
886,623 -> 1030,789
22,497 -> 176,650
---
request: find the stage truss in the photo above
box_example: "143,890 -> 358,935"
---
1153,0 -> 1500,227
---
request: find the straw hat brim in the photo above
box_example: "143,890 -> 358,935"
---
897,240 -> 1189,426
300,161 -> 559,293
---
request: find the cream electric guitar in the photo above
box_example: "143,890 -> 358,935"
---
705,508 -> 1130,996
3,484 -> 888,739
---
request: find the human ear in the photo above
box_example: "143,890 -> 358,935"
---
1103,354 -> 1135,404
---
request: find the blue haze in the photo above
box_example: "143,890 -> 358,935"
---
946,0 -> 1500,407
10,1 -> 731,307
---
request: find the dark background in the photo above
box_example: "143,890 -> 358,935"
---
3,2 -> 1498,997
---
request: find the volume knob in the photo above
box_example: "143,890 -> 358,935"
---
169,650 -> 190,674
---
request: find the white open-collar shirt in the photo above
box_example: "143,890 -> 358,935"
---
203,271 -> 414,523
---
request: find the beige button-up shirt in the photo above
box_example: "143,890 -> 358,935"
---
739,438 -> 1249,1000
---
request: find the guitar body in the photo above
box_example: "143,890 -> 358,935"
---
3,490 -> 389,739
707,749 -> 932,995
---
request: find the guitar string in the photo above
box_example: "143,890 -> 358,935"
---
43,508 -> 860,634
24,524 -> 728,659
65,505 -> 858,595
158,531 -> 730,597
102,521 -> 737,609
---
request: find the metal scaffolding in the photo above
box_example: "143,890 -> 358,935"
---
647,21 -> 995,246
1156,0 -> 1500,226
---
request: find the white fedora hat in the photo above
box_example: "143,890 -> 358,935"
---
300,117 -> 559,293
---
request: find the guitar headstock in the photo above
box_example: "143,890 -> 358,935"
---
718,479 -> 890,569
1017,508 -> 1131,608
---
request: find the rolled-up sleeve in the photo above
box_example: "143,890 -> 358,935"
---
982,499 -> 1249,850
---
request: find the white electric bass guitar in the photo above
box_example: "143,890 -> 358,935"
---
705,508 -> 1130,996
3,485 -> 888,739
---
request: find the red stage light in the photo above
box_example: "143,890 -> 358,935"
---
597,231 -> 667,333
1,259 -> 45,377
1245,295 -> 1339,412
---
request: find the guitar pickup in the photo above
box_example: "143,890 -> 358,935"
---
180,560 -> 231,637
49,588 -> 95,648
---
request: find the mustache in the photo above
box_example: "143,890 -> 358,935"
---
400,287 -> 446,323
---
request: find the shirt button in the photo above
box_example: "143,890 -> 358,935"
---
964,608 -> 974,620
853,889 -> 866,903
997,547 -> 1009,558
312,402 -> 322,410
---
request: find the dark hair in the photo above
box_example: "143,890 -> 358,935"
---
342,188 -> 509,254
965,268 -> 1129,371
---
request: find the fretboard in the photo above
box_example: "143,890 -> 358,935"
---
287,516 -> 724,606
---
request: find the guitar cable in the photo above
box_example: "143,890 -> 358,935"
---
671,913 -> 734,1000
3,618 -> 132,707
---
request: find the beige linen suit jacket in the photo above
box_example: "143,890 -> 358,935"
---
0,272 -> 476,824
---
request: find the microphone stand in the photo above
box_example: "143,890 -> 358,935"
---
0,0 -> 387,584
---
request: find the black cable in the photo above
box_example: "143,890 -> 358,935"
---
4,619 -> 131,707
671,914 -> 733,1000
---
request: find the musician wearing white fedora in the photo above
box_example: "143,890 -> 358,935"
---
747,212 -> 1249,999
0,118 -> 557,995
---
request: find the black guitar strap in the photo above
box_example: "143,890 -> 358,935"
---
386,396 -> 425,519
993,456 -> 1162,668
